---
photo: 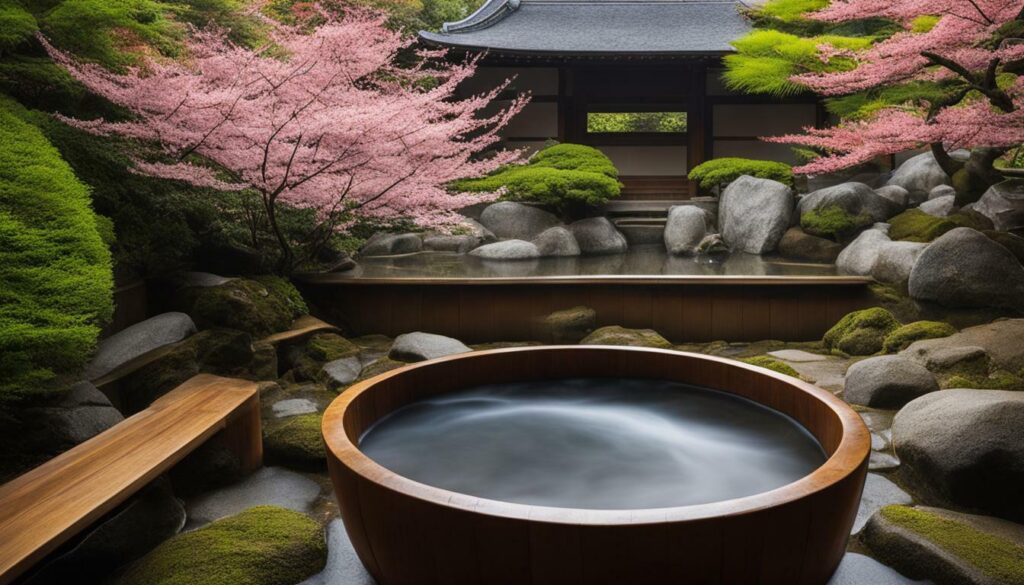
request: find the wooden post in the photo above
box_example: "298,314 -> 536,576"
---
687,62 -> 708,197
215,393 -> 263,473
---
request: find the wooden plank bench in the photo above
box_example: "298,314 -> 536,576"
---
0,374 -> 262,584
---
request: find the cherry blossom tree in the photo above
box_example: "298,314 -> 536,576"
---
41,8 -> 526,270
764,0 -> 1024,202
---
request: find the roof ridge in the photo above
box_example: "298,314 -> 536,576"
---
442,0 -> 521,34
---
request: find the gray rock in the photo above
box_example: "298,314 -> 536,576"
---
185,467 -> 322,527
299,519 -> 375,585
468,240 -> 541,260
799,182 -> 901,232
389,332 -> 471,362
900,320 -> 1024,372
532,226 -> 580,257
778,227 -> 843,263
696,233 -> 729,255
718,175 -> 794,254
271,398 -> 319,418
837,228 -> 891,276
34,381 -> 125,445
918,195 -> 955,217
462,218 -> 497,242
974,179 -> 1024,231
908,228 -> 1024,312
85,312 -> 196,380
664,206 -> 708,256
853,473 -> 914,535
180,272 -> 235,287
826,553 -> 926,585
768,349 -> 828,363
359,232 -> 423,256
921,346 -> 988,373
875,185 -> 910,210
422,234 -> 481,254
886,152 -> 951,201
568,217 -> 628,255
893,389 -> 1024,520
928,185 -> 956,201
320,356 -> 363,390
871,241 -> 928,286
863,506 -> 1023,585
844,356 -> 938,408
541,306 -> 596,343
479,201 -> 561,240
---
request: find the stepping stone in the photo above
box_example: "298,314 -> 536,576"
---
185,467 -> 322,528
870,451 -> 901,471
854,474 -> 913,535
299,519 -> 376,585
321,356 -> 363,390
272,398 -> 319,418
768,349 -> 828,363
389,332 -> 471,362
827,553 -> 929,585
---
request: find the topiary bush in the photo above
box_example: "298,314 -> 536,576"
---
454,143 -> 621,215
0,95 -> 113,402
688,157 -> 793,190
882,320 -> 956,353
0,0 -> 37,53
823,307 -> 900,355
888,208 -> 990,243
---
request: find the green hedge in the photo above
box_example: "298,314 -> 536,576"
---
0,0 -> 37,52
688,157 -> 794,190
0,95 -> 113,402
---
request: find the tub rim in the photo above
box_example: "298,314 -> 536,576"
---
322,345 -> 870,526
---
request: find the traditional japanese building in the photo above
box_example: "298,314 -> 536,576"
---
420,0 -> 823,200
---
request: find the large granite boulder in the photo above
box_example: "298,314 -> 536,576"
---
664,206 -> 708,256
468,240 -> 541,260
778,227 -> 842,262
836,227 -> 891,276
874,185 -> 910,210
389,332 -> 471,362
359,232 -> 423,256
886,152 -> 951,201
863,505 -> 1024,585
479,201 -> 561,240
974,179 -> 1024,232
900,319 -> 1024,372
532,226 -> 580,257
908,228 -> 1024,312
799,182 -> 900,236
718,175 -> 794,254
870,241 -> 928,286
893,389 -> 1024,520
569,217 -> 628,255
84,313 -> 196,380
918,195 -> 955,217
844,355 -> 938,408
181,277 -> 305,337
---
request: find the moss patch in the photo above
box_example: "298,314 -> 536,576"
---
823,308 -> 900,356
883,321 -> 956,353
741,356 -> 800,378
945,370 -> 1024,391
291,333 -> 359,381
184,278 -> 303,337
687,157 -> 793,190
114,506 -> 326,585
263,413 -> 325,468
888,209 -> 989,243
580,326 -> 672,349
879,506 -> 1024,584
801,205 -> 869,239
356,357 -> 406,381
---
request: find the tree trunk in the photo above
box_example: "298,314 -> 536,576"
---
954,148 -> 1006,207
263,193 -> 294,274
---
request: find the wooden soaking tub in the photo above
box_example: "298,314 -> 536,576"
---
322,347 -> 870,585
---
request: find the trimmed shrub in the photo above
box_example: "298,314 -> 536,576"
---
0,95 -> 113,402
0,0 -> 37,52
888,208 -> 990,243
454,144 -> 621,213
688,157 -> 793,190
882,320 -> 956,353
823,307 -> 900,356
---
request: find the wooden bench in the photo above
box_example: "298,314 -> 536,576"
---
0,374 -> 262,584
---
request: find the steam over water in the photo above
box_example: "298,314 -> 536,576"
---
359,378 -> 826,510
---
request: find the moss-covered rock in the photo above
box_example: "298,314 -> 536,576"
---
823,308 -> 901,356
580,326 -> 672,349
355,357 -> 406,382
800,205 -> 869,240
542,306 -> 596,343
945,370 -> 1024,391
289,333 -> 359,381
182,278 -> 305,337
740,356 -> 800,378
263,413 -> 325,468
888,208 -> 990,243
114,506 -> 326,585
882,321 -> 956,353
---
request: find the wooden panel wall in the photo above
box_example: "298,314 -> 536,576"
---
301,279 -> 872,343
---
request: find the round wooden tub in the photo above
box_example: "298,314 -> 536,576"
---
323,347 -> 870,585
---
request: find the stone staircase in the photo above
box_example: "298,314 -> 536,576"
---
603,198 -> 718,245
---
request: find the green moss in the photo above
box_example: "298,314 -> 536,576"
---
883,321 -> 956,353
263,413 -> 325,467
801,205 -> 869,239
688,157 -> 793,190
185,278 -> 302,337
910,15 -> 939,33
579,326 -> 673,349
115,506 -> 326,585
292,333 -> 359,380
945,370 -> 1024,391
0,0 -> 37,51
454,144 -> 620,214
879,506 -> 1024,584
823,308 -> 900,355
741,356 -> 800,378
0,95 -> 113,402
888,209 -> 990,243
252,275 -> 308,315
